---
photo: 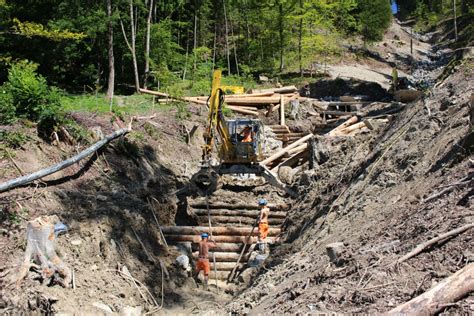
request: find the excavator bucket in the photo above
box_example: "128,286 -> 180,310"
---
190,165 -> 221,196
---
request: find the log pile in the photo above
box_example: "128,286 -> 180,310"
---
140,86 -> 302,122
161,201 -> 289,280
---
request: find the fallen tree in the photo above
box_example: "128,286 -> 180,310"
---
388,263 -> 474,315
0,126 -> 131,193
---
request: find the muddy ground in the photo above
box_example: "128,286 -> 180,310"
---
1,20 -> 473,314
228,59 -> 473,314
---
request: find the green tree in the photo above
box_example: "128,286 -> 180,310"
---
357,0 -> 392,44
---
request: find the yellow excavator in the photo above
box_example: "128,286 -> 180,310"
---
191,70 -> 295,196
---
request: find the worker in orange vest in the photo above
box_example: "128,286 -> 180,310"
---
194,233 -> 216,289
257,198 -> 269,253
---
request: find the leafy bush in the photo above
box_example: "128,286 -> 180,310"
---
0,88 -> 16,124
5,60 -> 61,121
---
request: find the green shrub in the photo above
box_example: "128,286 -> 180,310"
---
175,101 -> 191,120
0,87 -> 16,124
5,60 -> 61,121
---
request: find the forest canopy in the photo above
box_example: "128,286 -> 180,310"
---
0,0 -> 472,95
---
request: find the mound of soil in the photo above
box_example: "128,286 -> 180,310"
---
309,78 -> 391,101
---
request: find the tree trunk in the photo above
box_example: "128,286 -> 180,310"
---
223,0 -> 231,75
298,0 -> 303,76
192,4 -> 197,84
131,1 -> 140,91
278,1 -> 284,72
120,0 -> 140,92
212,21 -> 217,72
229,11 -> 240,77
106,0 -> 115,109
143,0 -> 154,89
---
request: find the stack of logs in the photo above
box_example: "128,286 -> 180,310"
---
161,201 -> 289,280
139,86 -> 302,121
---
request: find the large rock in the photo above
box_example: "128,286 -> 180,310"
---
393,89 -> 423,103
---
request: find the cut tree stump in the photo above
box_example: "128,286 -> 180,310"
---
15,216 -> 71,288
326,242 -> 345,266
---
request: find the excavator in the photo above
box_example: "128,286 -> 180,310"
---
190,69 -> 294,196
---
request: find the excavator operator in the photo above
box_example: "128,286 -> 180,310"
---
194,233 -> 216,289
240,125 -> 253,143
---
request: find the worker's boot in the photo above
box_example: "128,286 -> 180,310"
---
203,278 -> 208,291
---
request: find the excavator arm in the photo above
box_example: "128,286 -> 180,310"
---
202,70 -> 232,161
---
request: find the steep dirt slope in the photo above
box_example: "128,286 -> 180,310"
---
0,108 -> 225,313
227,54 -> 473,313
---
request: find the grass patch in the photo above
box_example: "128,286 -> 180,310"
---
61,93 -> 174,114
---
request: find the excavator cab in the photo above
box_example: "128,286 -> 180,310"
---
226,119 -> 264,162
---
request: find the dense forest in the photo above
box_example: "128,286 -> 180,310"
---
0,0 -> 472,128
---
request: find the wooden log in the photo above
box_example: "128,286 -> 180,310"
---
195,216 -> 285,226
323,110 -> 359,116
250,85 -> 297,94
161,226 -> 281,236
139,88 -> 207,105
192,252 -> 249,263
334,122 -> 367,136
207,270 -> 232,280
260,133 -> 314,166
225,91 -> 274,98
209,262 -> 245,271
388,263 -> 474,315
0,126 -> 131,193
226,96 -> 281,105
272,150 -> 307,171
285,143 -> 307,157
226,105 -> 258,116
189,202 -> 289,211
166,235 -> 258,244
280,95 -> 285,126
326,116 -> 358,136
191,208 -> 287,218
185,242 -> 249,253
